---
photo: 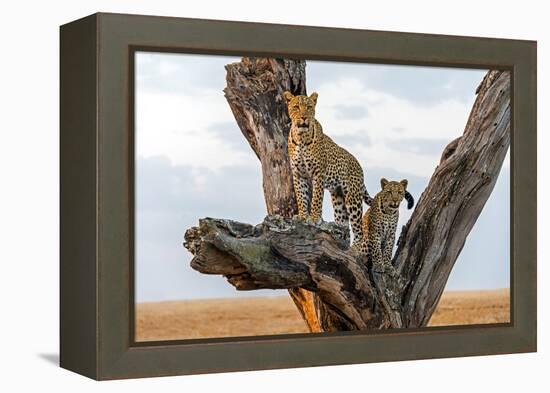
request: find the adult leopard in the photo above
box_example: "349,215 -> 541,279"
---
284,91 -> 372,248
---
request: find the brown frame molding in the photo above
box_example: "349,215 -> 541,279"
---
60,12 -> 537,380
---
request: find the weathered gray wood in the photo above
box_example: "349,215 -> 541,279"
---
184,68 -> 510,331
224,57 -> 305,217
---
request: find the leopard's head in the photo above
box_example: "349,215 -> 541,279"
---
379,178 -> 415,212
283,91 -> 318,130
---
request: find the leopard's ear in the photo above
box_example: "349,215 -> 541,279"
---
380,178 -> 389,189
400,179 -> 408,189
309,92 -> 318,105
283,91 -> 295,103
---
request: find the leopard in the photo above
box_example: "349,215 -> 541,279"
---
357,178 -> 414,273
283,90 -> 373,248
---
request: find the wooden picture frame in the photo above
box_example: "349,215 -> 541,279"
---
60,12 -> 537,380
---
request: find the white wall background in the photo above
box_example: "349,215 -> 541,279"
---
0,0 -> 546,391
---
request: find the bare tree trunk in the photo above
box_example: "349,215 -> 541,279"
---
224,57 -> 321,332
185,66 -> 510,331
394,70 -> 511,327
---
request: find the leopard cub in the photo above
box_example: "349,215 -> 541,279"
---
357,178 -> 414,273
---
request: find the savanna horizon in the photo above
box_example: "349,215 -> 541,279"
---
136,288 -> 510,342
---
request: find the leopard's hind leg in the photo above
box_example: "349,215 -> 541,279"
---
330,186 -> 349,227
344,186 -> 364,247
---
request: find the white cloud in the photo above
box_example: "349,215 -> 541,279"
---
313,77 -> 476,177
136,88 -> 252,170
354,142 -> 442,178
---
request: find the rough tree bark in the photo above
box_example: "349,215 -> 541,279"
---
184,64 -> 510,331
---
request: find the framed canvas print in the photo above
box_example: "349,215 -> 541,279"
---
60,13 -> 537,380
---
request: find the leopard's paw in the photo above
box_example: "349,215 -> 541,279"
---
372,261 -> 386,273
306,216 -> 323,225
373,262 -> 397,276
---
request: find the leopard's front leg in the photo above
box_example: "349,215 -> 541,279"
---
309,175 -> 325,223
292,172 -> 311,218
375,231 -> 397,276
369,235 -> 385,273
382,231 -> 395,268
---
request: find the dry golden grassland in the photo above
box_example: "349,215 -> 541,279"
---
136,289 -> 509,342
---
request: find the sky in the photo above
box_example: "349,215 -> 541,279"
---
134,52 -> 510,302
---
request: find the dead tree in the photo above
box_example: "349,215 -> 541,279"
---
183,58 -> 510,331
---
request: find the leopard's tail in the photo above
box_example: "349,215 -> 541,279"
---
404,191 -> 415,210
363,184 -> 373,206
